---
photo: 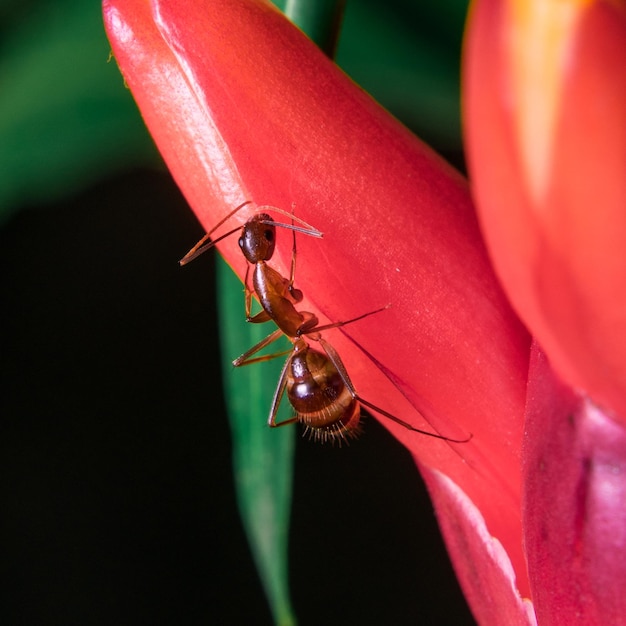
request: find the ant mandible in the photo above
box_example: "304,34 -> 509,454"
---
181,201 -> 470,444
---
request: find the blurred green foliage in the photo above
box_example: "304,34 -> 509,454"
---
0,0 -> 156,223
0,0 -> 467,223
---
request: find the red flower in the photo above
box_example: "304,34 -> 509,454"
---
103,0 -> 626,623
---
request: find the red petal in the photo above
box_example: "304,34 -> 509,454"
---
523,345 -> 626,624
104,0 -> 531,593
464,0 -> 626,419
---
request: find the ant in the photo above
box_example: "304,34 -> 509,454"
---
181,201 -> 470,444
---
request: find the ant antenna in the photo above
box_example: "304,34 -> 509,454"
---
179,201 -> 323,266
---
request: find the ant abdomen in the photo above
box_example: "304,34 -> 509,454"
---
287,343 -> 362,443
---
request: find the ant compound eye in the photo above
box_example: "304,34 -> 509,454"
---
238,237 -> 244,249
264,229 -> 274,243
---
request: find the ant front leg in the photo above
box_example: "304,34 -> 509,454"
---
287,220 -> 303,303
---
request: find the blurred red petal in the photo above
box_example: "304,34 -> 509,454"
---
423,467 -> 537,625
104,0 -> 531,592
465,0 -> 626,419
523,345 -> 626,625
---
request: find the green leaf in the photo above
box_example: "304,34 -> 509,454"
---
216,256 -> 297,626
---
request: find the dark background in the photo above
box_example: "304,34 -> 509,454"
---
1,169 -> 474,624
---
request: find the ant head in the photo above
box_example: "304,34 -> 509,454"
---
238,213 -> 276,263
180,201 -> 322,267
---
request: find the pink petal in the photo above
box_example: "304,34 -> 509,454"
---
523,344 -> 626,625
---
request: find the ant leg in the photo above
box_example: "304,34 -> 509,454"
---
301,305 -> 390,336
287,209 -> 303,302
233,328 -> 288,367
317,337 -> 471,443
234,347 -> 294,367
267,355 -> 298,428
